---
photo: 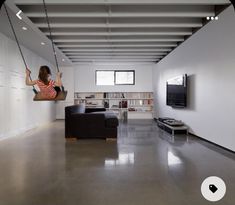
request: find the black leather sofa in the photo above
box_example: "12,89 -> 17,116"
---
65,104 -> 119,139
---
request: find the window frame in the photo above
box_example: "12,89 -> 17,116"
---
114,70 -> 135,85
95,70 -> 115,86
95,70 -> 135,86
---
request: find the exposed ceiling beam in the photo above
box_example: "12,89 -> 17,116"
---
34,18 -> 203,28
57,44 -> 176,48
65,54 -> 167,58
69,55 -> 160,60
65,53 -> 164,56
71,59 -> 160,63
14,0 -> 231,6
45,31 -> 192,36
54,41 -> 178,46
23,12 -> 215,18
53,39 -> 184,43
63,51 -> 168,53
52,35 -> 184,40
69,58 -> 163,62
20,5 -> 215,18
70,59 -> 161,62
72,62 -> 158,64
36,23 -> 202,28
41,27 -> 193,33
61,48 -> 172,52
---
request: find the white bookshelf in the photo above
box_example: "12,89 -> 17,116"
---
74,92 -> 154,119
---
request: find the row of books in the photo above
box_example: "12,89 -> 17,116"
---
74,92 -> 153,100
128,99 -> 153,106
104,93 -> 153,99
104,92 -> 153,99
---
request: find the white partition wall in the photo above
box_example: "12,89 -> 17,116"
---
0,32 -> 56,140
153,6 -> 235,151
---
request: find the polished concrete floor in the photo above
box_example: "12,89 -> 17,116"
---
0,120 -> 235,205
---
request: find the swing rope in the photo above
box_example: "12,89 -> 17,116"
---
3,3 -> 38,94
42,0 -> 64,92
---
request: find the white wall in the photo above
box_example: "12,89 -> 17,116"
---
0,32 -> 56,140
56,66 -> 75,119
55,64 -> 152,119
153,6 -> 235,151
74,64 -> 153,92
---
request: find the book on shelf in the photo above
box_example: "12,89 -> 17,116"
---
104,100 -> 109,108
119,100 -> 127,108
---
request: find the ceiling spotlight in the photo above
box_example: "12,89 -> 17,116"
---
206,17 -> 210,20
215,16 -> 219,20
41,42 -> 45,45
16,10 -> 22,20
211,16 -> 214,20
22,26 -> 27,30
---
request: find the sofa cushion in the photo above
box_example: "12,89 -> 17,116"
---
68,104 -> 85,114
85,107 -> 106,113
92,111 -> 119,128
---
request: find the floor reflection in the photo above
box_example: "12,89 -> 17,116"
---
158,130 -> 189,146
118,120 -> 157,145
167,150 -> 182,166
105,153 -> 135,167
65,140 -> 119,171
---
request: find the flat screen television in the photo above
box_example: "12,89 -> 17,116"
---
166,74 -> 187,108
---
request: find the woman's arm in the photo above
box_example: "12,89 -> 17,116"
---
55,72 -> 63,87
25,69 -> 37,86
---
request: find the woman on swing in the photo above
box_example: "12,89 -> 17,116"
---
25,66 -> 63,99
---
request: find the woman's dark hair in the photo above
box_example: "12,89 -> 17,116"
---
38,66 -> 51,85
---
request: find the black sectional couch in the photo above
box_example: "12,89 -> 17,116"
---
65,104 -> 119,139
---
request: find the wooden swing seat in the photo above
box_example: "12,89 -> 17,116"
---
33,91 -> 67,101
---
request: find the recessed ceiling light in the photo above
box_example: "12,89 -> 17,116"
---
22,26 -> 27,30
62,59 -> 65,62
211,16 -> 214,20
215,16 -> 219,20
41,42 -> 45,45
16,10 -> 22,20
206,17 -> 210,20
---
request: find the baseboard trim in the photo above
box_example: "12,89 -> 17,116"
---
189,132 -> 235,154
